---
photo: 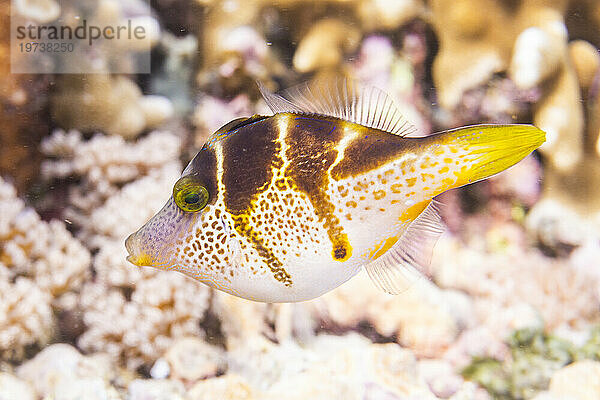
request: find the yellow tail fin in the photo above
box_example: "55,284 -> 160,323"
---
443,124 -> 545,185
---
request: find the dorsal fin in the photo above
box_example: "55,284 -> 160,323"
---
258,78 -> 418,137
364,200 -> 445,294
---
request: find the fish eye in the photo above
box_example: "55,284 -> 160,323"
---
173,176 -> 209,212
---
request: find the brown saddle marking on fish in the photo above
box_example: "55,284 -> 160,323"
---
330,126 -> 422,180
284,115 -> 353,262
221,117 -> 282,213
219,116 -> 292,285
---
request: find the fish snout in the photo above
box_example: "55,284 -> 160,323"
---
125,231 -> 153,267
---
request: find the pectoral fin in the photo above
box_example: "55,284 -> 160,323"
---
364,199 -> 445,294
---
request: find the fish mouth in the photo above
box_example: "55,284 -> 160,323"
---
125,232 -> 153,267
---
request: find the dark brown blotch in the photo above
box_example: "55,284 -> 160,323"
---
221,116 -> 281,213
285,116 -> 352,261
331,127 -> 429,180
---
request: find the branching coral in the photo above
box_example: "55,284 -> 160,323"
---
164,337 -> 226,382
432,234 -> 599,333
77,273 -> 210,369
41,129 -> 182,245
93,241 -> 158,289
37,122 -> 217,372
36,123 -> 215,372
0,277 -> 54,361
86,150 -> 182,288
0,176 -> 90,295
87,162 -> 182,245
0,176 -> 91,359
41,129 -> 181,190
309,272 -> 473,358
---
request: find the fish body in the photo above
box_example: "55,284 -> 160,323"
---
126,80 -> 545,302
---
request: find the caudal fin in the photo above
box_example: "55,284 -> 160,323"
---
442,124 -> 545,185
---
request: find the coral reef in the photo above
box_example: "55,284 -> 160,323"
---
0,277 -> 53,361
533,360 -> 600,400
0,372 -> 35,400
311,273 -> 473,358
50,75 -> 173,139
193,0 -> 430,96
200,333 -> 466,399
12,0 -> 161,74
2,1 -> 600,399
40,129 -> 182,245
0,176 -> 90,359
12,0 -> 166,138
463,326 -> 600,399
163,337 -> 226,382
429,0 -> 600,252
37,127 -> 217,371
432,233 -> 600,333
77,274 -> 210,369
16,344 -> 121,399
292,19 -> 361,73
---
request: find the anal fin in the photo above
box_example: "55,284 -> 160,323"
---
364,199 -> 445,294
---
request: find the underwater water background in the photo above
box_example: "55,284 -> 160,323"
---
1,0 -> 600,399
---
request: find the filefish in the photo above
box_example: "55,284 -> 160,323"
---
125,79 -> 545,302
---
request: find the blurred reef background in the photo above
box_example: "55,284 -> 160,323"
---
1,0 -> 600,399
